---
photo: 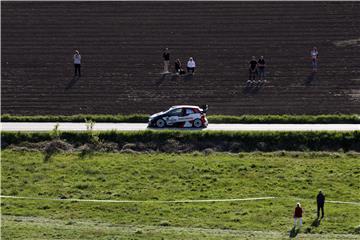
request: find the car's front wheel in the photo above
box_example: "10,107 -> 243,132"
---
193,119 -> 203,128
156,119 -> 166,128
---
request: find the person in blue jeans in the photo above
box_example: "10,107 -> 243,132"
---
311,47 -> 319,71
258,56 -> 266,81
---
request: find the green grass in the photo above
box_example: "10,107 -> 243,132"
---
2,113 -> 360,123
1,150 -> 360,239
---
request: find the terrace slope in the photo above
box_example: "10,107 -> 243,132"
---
1,1 -> 360,115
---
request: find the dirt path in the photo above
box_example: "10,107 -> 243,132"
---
2,215 -> 359,239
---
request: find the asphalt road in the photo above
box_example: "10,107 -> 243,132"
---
1,122 -> 359,132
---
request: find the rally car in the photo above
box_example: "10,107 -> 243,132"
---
148,105 -> 208,128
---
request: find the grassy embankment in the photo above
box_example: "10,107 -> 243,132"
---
2,114 -> 360,123
1,150 -> 359,239
2,130 -> 360,153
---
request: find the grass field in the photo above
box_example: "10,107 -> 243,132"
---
1,150 -> 360,239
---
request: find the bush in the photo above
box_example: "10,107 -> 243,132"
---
43,140 -> 73,162
2,130 -> 360,152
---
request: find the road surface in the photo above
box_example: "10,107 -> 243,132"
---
1,122 -> 359,131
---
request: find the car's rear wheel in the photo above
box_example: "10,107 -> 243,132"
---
193,119 -> 202,128
156,119 -> 166,128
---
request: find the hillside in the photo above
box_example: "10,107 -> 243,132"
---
2,1 -> 360,115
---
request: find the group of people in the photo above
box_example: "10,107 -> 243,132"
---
247,55 -> 267,85
247,47 -> 318,85
163,48 -> 196,75
72,46 -> 319,81
293,191 -> 325,228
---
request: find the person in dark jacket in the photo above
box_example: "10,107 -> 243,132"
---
248,56 -> 258,83
294,202 -> 303,227
317,191 -> 325,218
163,48 -> 170,73
257,56 -> 266,81
174,59 -> 185,75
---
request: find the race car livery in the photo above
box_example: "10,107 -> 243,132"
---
148,105 -> 208,128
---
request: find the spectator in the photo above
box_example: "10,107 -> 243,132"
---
311,47 -> 319,71
294,202 -> 303,228
187,57 -> 196,73
317,191 -> 325,219
258,56 -> 266,81
163,48 -> 170,73
73,50 -> 81,77
174,59 -> 185,75
248,56 -> 258,83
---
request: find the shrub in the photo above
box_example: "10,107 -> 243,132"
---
2,130 -> 360,152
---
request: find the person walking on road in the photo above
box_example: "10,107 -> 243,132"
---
73,50 -> 81,77
317,191 -> 325,219
163,48 -> 170,73
293,202 -> 303,228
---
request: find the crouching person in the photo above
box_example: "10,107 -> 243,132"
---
187,57 -> 196,74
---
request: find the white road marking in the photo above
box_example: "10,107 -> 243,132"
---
1,122 -> 359,132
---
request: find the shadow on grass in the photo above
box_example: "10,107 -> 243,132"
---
289,226 -> 300,238
311,218 -> 321,227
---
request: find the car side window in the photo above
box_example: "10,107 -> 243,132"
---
168,108 -> 182,116
185,109 -> 194,115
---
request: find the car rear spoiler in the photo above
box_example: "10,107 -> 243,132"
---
200,104 -> 208,113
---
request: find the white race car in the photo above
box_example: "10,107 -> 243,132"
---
148,105 -> 208,128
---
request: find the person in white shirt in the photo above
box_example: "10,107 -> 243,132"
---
187,57 -> 196,73
73,50 -> 81,77
310,47 -> 318,71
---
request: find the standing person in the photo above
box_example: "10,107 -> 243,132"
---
293,203 -> 303,228
163,48 -> 170,73
317,191 -> 325,219
248,56 -> 258,83
187,57 -> 196,73
311,47 -> 319,71
174,59 -> 185,75
258,56 -> 266,81
73,50 -> 81,77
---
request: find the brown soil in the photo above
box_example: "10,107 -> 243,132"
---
1,2 -> 360,115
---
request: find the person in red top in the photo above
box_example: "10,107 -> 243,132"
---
293,202 -> 303,227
